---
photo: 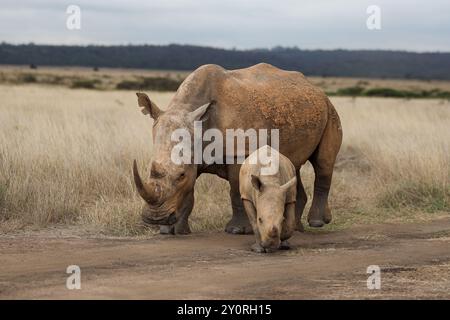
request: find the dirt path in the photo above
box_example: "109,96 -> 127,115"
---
1,218 -> 450,299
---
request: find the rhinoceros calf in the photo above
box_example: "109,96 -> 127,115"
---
240,146 -> 297,253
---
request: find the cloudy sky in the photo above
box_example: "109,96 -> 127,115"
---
1,0 -> 449,51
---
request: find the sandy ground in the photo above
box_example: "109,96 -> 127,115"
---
1,218 -> 450,299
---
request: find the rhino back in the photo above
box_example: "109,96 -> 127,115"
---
172,63 -> 332,166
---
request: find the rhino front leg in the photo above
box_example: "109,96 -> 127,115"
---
225,165 -> 253,235
159,191 -> 194,235
242,199 -> 266,253
279,203 -> 296,250
226,187 -> 253,234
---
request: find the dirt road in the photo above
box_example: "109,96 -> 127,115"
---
1,218 -> 450,299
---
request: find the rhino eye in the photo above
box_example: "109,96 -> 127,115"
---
177,172 -> 186,181
258,217 -> 263,223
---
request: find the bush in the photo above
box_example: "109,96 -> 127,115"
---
19,73 -> 37,83
364,88 -> 408,98
335,86 -> 365,96
71,79 -> 100,89
116,77 -> 182,91
115,80 -> 142,90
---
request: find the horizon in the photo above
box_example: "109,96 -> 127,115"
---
2,42 -> 450,55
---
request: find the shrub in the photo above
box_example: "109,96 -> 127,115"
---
116,77 -> 182,91
115,80 -> 142,90
336,86 -> 365,96
71,79 -> 100,89
364,88 -> 407,98
19,73 -> 37,83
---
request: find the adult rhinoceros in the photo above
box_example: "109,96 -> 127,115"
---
133,63 -> 342,235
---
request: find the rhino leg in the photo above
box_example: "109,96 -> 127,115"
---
251,242 -> 268,253
307,108 -> 342,228
159,217 -> 191,235
279,240 -> 291,250
295,171 -> 307,232
225,165 -> 253,235
280,202 -> 296,243
242,199 -> 263,253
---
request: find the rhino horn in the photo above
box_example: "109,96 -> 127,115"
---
133,160 -> 159,205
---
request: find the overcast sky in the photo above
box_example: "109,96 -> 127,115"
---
1,0 -> 449,51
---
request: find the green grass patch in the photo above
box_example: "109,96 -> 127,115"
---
379,182 -> 449,213
335,86 -> 365,96
0,181 -> 7,211
18,73 -> 37,83
71,79 -> 101,89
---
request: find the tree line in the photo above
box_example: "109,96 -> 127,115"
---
1,43 -> 449,80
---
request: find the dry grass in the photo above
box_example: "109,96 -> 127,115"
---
0,84 -> 449,236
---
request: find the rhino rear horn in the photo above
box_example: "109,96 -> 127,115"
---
188,100 -> 215,122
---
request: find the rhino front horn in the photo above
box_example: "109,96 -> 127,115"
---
133,160 -> 159,205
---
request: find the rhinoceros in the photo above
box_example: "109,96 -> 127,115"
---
133,63 -> 342,235
239,145 -> 297,253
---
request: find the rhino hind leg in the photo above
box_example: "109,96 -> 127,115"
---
307,106 -> 342,228
295,171 -> 307,232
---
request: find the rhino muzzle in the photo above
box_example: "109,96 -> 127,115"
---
142,212 -> 177,225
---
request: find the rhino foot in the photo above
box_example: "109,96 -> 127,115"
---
159,225 -> 175,235
323,206 -> 332,224
279,240 -> 291,250
308,202 -> 332,227
159,221 -> 191,235
251,243 -> 267,253
307,206 -> 326,228
295,221 -> 305,232
225,218 -> 253,235
308,219 -> 325,228
174,220 -> 191,235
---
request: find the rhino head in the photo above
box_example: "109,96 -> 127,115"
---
133,93 -> 212,225
251,174 -> 296,249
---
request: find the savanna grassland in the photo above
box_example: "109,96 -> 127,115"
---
0,67 -> 449,237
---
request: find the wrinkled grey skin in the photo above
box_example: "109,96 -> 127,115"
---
239,146 -> 297,253
133,63 -> 342,235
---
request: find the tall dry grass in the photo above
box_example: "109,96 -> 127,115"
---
0,85 -> 448,235
328,97 -> 450,227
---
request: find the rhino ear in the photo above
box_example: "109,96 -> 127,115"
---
280,176 -> 297,192
251,175 -> 263,192
136,92 -> 163,119
188,100 -> 215,123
